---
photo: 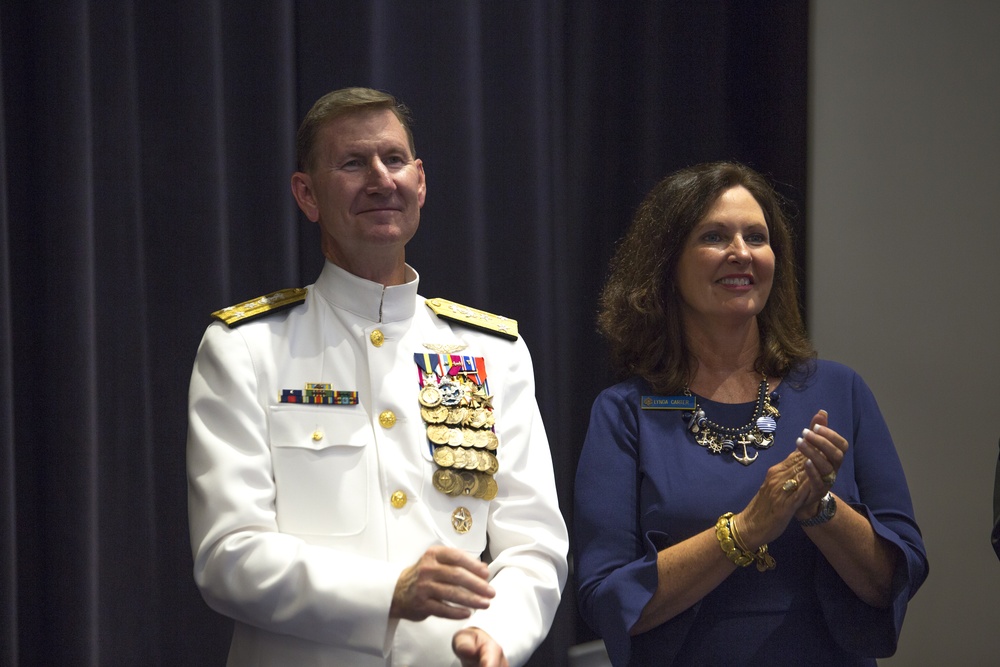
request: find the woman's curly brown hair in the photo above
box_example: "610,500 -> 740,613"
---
598,161 -> 814,394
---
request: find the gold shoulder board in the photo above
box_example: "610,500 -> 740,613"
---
211,287 -> 308,327
425,298 -> 518,341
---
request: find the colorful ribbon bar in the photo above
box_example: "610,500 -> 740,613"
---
280,386 -> 358,405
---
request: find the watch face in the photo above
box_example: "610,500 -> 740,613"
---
800,492 -> 836,526
820,493 -> 836,518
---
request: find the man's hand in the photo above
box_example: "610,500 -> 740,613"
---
390,545 -> 495,621
452,627 -> 509,667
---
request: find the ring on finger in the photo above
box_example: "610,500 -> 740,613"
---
821,470 -> 837,486
782,478 -> 799,492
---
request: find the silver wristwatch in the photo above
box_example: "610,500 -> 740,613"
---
799,491 -> 837,527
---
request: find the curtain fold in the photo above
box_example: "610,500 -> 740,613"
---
1,1 -> 806,664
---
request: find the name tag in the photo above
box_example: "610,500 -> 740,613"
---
640,395 -> 696,410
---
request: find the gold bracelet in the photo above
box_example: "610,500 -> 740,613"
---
728,513 -> 752,553
730,514 -> 777,572
715,513 -> 776,572
715,513 -> 754,567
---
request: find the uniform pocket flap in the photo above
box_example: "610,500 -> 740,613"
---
269,406 -> 370,451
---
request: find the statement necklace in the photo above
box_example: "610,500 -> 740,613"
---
682,378 -> 780,466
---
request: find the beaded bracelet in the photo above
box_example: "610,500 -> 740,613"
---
715,512 -> 776,572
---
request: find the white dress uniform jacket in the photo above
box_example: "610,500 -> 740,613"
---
187,261 -> 569,666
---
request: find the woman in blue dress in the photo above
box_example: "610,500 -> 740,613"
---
574,162 -> 927,666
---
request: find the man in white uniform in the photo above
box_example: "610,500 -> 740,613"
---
186,88 -> 568,667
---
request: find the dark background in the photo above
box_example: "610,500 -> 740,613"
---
0,2 -> 807,664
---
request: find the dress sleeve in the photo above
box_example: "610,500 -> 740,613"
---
817,370 -> 929,657
574,387 -> 692,666
187,323 -> 401,656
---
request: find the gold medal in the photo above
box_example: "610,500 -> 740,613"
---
445,407 -> 468,425
468,408 -> 489,429
433,469 -> 460,495
433,446 -> 456,468
460,471 -> 479,496
464,450 -> 479,470
484,451 -> 499,475
470,386 -> 493,409
481,430 -> 499,451
420,405 -> 449,424
418,385 -> 442,407
426,424 -> 451,445
447,427 -> 465,447
481,475 -> 498,500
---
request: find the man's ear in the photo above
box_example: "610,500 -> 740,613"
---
290,171 -> 320,222
415,159 -> 426,209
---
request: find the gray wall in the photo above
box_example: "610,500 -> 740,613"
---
810,1 -> 1000,664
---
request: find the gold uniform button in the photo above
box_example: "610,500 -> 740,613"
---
390,491 -> 407,508
370,329 -> 384,347
379,410 -> 396,428
311,430 -> 323,442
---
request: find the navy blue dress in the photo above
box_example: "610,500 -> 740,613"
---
574,360 -> 928,666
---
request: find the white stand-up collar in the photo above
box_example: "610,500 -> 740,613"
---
312,260 -> 419,324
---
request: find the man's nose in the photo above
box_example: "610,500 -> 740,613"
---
366,158 -> 394,191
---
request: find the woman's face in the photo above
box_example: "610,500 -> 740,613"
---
674,185 -> 775,328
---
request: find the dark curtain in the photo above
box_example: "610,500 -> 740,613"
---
0,1 -> 807,665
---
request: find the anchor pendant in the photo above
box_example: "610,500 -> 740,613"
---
732,441 -> 758,466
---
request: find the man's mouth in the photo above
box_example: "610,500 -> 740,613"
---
358,206 -> 400,214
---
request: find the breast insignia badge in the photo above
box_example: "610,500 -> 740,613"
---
451,507 -> 473,534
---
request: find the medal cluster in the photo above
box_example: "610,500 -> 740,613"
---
416,354 -> 500,500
